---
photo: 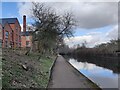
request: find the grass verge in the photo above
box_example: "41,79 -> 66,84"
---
2,49 -> 55,88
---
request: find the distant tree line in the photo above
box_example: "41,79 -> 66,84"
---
60,39 -> 120,73
59,39 -> 120,57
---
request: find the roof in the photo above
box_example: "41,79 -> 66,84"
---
0,18 -> 18,27
21,31 -> 33,36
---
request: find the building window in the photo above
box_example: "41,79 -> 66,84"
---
5,41 -> 8,47
19,36 -> 21,39
26,36 -> 29,41
19,43 -> 21,47
26,41 -> 29,47
5,31 -> 9,39
0,39 -> 2,47
16,26 -> 18,31
10,41 -> 13,48
0,30 -> 2,40
11,32 -> 12,37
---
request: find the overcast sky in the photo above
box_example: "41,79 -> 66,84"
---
1,1 -> 118,47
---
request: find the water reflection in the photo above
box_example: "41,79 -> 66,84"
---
69,58 -> 118,88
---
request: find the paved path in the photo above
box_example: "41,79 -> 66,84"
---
48,56 -> 101,89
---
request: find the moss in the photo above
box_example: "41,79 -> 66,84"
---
2,72 -> 11,88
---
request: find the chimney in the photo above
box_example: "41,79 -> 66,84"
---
23,15 -> 26,33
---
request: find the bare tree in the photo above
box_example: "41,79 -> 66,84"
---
30,2 -> 76,55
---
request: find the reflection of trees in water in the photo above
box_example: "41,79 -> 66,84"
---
64,55 -> 119,74
62,39 -> 120,74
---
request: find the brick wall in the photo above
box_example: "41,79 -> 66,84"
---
21,35 -> 32,48
2,23 -> 13,48
0,24 -> 2,47
1,20 -> 21,48
9,21 -> 21,48
0,24 -> 2,40
21,36 -> 26,48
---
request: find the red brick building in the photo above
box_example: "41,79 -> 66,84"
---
21,15 -> 32,48
0,24 -> 2,47
0,18 -> 21,48
21,31 -> 32,48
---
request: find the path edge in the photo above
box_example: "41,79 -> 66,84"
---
64,56 -> 102,90
46,55 -> 58,88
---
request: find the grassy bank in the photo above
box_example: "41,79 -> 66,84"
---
2,49 -> 55,88
0,48 -> 2,89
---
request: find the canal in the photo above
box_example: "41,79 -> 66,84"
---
64,56 -> 119,89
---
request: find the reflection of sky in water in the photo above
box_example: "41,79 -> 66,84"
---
69,59 -> 118,88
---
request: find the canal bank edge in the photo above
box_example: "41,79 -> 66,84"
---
46,55 -> 58,88
64,56 -> 102,90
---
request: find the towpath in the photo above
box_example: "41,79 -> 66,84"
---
48,55 -> 101,89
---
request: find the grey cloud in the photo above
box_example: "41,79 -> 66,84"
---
3,0 -> 119,2
44,2 -> 118,29
18,2 -> 118,29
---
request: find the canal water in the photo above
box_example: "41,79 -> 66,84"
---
66,57 -> 119,89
